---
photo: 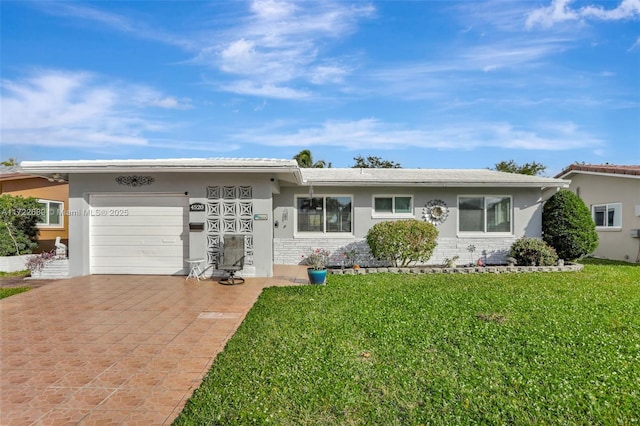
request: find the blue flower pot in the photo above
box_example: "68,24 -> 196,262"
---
307,268 -> 327,284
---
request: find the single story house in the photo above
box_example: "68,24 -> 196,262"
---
20,158 -> 569,277
0,165 -> 69,253
556,164 -> 640,263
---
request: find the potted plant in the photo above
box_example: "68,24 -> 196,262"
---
303,248 -> 330,284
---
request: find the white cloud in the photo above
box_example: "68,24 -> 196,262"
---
526,0 -> 640,28
204,0 -> 374,97
581,0 -> 640,20
33,2 -> 194,49
0,70 -> 189,149
220,81 -> 311,100
232,118 -> 602,151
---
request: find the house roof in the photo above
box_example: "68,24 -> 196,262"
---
0,165 -> 38,182
301,168 -> 569,188
20,158 -> 303,183
555,164 -> 640,179
18,158 -> 570,188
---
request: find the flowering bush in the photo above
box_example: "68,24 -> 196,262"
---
303,248 -> 330,270
342,249 -> 357,268
25,249 -> 57,273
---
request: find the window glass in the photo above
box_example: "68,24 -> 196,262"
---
297,196 -> 352,233
49,202 -> 62,225
593,203 -> 621,228
486,197 -> 511,232
37,201 -> 48,224
394,197 -> 412,213
326,196 -> 352,233
459,197 -> 484,232
593,205 -> 605,227
374,197 -> 392,213
297,197 -> 323,232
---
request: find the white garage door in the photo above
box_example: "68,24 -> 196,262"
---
90,194 -> 188,275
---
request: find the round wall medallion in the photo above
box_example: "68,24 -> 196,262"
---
422,199 -> 449,225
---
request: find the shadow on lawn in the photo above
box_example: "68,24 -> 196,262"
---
579,257 -> 640,266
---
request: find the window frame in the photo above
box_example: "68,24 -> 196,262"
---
371,194 -> 414,219
295,194 -> 353,237
457,195 -> 513,235
592,202 -> 622,229
37,199 -> 64,228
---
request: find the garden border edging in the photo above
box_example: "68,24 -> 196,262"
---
329,263 -> 583,275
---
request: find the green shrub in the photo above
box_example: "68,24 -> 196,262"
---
543,189 -> 598,260
509,237 -> 558,266
366,219 -> 438,267
0,195 -> 41,256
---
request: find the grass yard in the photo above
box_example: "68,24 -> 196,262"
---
0,287 -> 30,299
175,262 -> 640,425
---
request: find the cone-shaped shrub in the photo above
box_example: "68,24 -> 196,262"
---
542,189 -> 598,260
366,219 -> 438,267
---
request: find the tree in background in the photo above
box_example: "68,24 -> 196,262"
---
1,158 -> 18,166
293,150 -> 330,168
352,155 -> 402,169
0,195 -> 42,256
542,189 -> 598,261
492,160 -> 546,176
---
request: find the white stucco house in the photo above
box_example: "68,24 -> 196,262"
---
20,158 -> 570,277
556,164 -> 640,263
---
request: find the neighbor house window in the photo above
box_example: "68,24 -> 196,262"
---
592,203 -> 621,228
458,196 -> 511,233
373,195 -> 413,217
37,200 -> 64,227
297,196 -> 352,234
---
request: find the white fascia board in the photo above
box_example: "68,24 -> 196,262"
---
301,180 -> 570,188
557,170 -> 640,180
20,158 -> 303,182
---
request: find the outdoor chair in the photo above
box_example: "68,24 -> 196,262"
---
217,234 -> 245,285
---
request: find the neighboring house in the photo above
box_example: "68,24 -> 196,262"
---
0,166 -> 69,253
20,158 -> 569,277
556,164 -> 640,263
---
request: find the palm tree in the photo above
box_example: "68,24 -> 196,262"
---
293,149 -> 329,168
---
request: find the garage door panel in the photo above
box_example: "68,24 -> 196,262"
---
91,216 -> 186,227
90,245 -> 186,257
90,195 -> 188,275
91,196 -> 184,208
91,256 -> 186,267
91,266 -> 185,275
91,236 -> 184,245
90,226 -> 185,237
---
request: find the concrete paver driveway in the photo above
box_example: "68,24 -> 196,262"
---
0,266 -> 308,425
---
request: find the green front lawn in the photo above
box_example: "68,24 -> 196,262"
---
0,287 -> 30,299
175,264 -> 640,425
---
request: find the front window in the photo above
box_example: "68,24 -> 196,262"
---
593,203 -> 621,228
37,200 -> 64,227
297,196 -> 352,234
373,195 -> 413,216
459,196 -> 511,233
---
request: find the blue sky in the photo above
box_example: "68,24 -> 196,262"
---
1,0 -> 638,175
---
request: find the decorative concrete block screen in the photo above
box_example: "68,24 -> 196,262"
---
206,186 -> 254,268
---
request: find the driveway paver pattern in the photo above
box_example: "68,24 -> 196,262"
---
0,266 -> 309,425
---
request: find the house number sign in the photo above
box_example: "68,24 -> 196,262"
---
190,203 -> 206,212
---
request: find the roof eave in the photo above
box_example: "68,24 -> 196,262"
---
302,180 -> 570,188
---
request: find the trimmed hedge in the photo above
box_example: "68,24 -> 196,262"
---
543,189 -> 598,261
366,219 -> 438,267
509,237 -> 558,266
